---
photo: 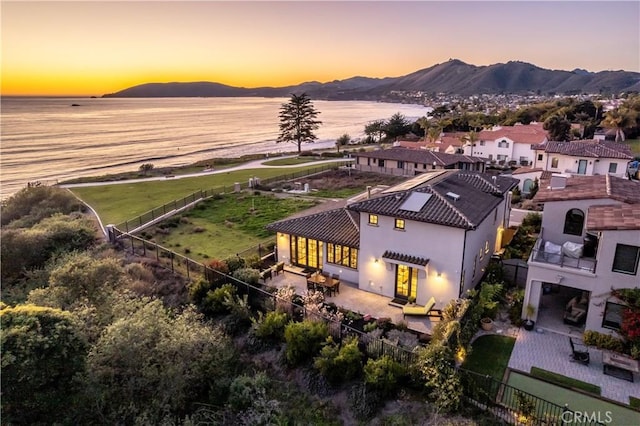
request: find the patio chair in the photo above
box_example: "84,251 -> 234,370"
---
331,273 -> 340,294
306,280 -> 316,291
569,337 -> 590,365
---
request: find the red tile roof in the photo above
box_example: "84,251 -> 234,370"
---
478,123 -> 547,144
587,204 -> 640,231
534,174 -> 640,204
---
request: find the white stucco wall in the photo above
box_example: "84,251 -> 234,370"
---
358,214 -> 466,308
539,199 -> 623,245
534,152 -> 629,178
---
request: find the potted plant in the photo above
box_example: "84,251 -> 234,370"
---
407,296 -> 416,305
524,303 -> 536,331
481,316 -> 494,331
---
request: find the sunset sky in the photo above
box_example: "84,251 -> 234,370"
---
2,1 -> 639,97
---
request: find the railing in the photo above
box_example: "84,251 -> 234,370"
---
530,238 -> 597,273
114,162 -> 349,232
110,226 -> 419,368
458,368 -> 604,425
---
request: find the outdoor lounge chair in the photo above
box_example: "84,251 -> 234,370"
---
402,296 -> 442,319
569,337 -> 590,365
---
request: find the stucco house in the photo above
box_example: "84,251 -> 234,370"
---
531,140 -> 633,179
267,170 -> 518,309
523,174 -> 640,336
352,147 -> 485,176
461,123 -> 548,166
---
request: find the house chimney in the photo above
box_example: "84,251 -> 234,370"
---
550,174 -> 568,190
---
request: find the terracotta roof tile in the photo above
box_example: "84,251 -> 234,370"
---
532,140 -> 632,159
587,204 -> 640,231
382,250 -> 430,266
266,208 -> 360,247
535,174 -> 640,204
478,123 -> 548,144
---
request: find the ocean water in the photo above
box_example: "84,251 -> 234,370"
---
0,97 -> 430,198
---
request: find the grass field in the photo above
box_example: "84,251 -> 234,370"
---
462,335 -> 516,382
530,367 -> 601,395
626,139 -> 640,155
262,157 -> 320,166
140,192 -> 318,261
506,371 -> 639,425
70,165 -> 325,225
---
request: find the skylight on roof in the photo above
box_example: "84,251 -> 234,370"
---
399,192 -> 432,212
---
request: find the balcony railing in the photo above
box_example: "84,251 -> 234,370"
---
529,237 -> 597,273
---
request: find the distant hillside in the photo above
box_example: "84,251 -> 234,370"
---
102,59 -> 640,99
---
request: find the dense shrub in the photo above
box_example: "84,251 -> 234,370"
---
244,254 -> 263,270
314,336 -> 363,384
521,212 -> 542,232
284,320 -> 329,366
228,371 -> 271,411
417,344 -> 461,413
252,310 -> 290,342
0,186 -> 85,227
363,355 -> 406,396
225,255 -> 246,273
203,283 -> 238,315
232,267 -> 260,286
583,330 -> 625,352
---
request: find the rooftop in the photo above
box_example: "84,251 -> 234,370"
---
532,140 -> 633,159
354,147 -> 485,165
534,174 -> 640,204
587,204 -> 640,231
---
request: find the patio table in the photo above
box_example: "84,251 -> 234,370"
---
307,272 -> 339,296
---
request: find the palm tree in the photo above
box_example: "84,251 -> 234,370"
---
600,107 -> 637,142
427,126 -> 442,144
460,130 -> 479,156
416,116 -> 430,141
276,93 -> 322,153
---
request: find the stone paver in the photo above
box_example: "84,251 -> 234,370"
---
508,327 -> 640,405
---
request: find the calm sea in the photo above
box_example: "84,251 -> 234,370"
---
0,97 -> 430,198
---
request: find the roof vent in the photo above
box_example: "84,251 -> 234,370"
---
446,192 -> 460,201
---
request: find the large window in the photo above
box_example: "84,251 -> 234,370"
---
290,236 -> 322,269
602,302 -> 625,330
395,264 -> 417,300
612,244 -> 640,275
608,163 -> 618,173
563,208 -> 584,236
326,243 -> 358,269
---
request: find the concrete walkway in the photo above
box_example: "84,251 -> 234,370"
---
60,157 -> 353,188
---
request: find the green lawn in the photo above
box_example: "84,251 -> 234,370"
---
140,192 -> 318,261
70,165 -> 322,225
530,367 -> 600,395
262,157 -> 320,166
462,335 -> 516,382
506,372 -> 639,425
625,139 -> 640,155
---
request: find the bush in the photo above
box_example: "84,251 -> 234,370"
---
521,212 -> 542,232
228,372 -> 270,411
348,382 -> 383,421
224,255 -> 246,273
284,320 -> 329,366
244,254 -> 263,270
583,330 -> 625,352
252,311 -> 290,342
314,336 -> 363,384
232,267 -> 260,286
363,355 -> 406,396
203,283 -> 237,315
0,186 -> 85,228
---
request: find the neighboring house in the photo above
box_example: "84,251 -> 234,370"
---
510,168 -> 552,196
462,123 -> 548,166
267,170 -> 518,309
523,174 -> 640,335
353,147 -> 486,176
395,133 -> 466,154
531,140 -> 633,179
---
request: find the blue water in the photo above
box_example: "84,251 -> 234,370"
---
0,97 -> 430,197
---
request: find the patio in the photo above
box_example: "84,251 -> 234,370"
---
508,327 -> 639,406
262,269 -> 438,335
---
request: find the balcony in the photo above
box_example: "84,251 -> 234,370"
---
529,237 -> 597,273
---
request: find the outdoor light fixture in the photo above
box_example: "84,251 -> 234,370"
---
374,258 -> 379,263
437,272 -> 442,278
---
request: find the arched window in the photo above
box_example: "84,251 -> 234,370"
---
522,179 -> 533,194
563,209 -> 585,235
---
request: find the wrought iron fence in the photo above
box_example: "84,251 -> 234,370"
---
458,368 -> 604,425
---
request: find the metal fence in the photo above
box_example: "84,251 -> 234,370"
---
111,226 -> 419,368
115,162 -> 349,233
458,368 -> 604,426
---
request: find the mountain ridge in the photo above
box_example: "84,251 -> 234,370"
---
102,59 -> 640,99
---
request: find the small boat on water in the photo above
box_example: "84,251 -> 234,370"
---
71,103 -> 80,107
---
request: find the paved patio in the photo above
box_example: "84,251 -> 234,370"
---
263,270 -> 439,335
508,327 -> 639,406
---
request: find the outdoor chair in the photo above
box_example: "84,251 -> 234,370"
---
569,337 -> 590,365
306,280 -> 316,291
331,273 -> 341,294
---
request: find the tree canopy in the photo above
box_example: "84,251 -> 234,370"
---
276,93 -> 322,153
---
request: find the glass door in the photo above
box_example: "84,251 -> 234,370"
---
395,264 -> 417,300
